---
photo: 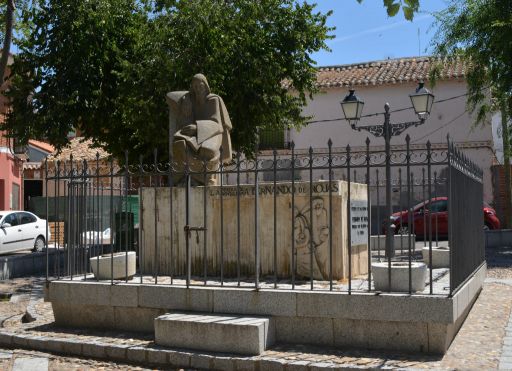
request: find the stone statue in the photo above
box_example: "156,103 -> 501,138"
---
166,74 -> 233,185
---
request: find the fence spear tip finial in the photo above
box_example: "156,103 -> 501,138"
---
290,141 -> 295,149
405,134 -> 410,142
365,137 -> 370,145
327,138 -> 332,147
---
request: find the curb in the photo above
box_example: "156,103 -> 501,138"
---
0,331 -> 368,370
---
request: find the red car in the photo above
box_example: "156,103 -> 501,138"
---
388,197 -> 500,238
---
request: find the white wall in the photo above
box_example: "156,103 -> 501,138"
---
286,80 -> 496,203
292,80 -> 492,149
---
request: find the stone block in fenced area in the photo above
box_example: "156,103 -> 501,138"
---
90,252 -> 136,280
422,246 -> 450,268
154,313 -> 274,355
140,181 -> 368,281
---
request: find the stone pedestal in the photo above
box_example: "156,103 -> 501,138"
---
422,246 -> 450,268
140,180 -> 368,280
90,252 -> 136,280
372,262 -> 427,292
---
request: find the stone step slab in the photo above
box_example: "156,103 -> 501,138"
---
154,312 -> 274,355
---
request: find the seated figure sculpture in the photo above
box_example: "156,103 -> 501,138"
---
166,74 -> 232,185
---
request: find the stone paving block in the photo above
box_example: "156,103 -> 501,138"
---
41,338 -> 65,353
82,341 -> 106,358
259,358 -> 287,371
13,356 -> 49,371
12,334 -> 29,348
114,306 -> 163,332
25,336 -> 47,352
139,285 -> 213,312
234,357 -> 259,371
58,281 -> 111,306
127,346 -> 147,363
0,332 -> 13,346
275,316 -> 333,346
61,339 -> 83,355
155,313 -> 273,355
212,356 -> 235,371
111,284 -> 139,307
190,353 -> 214,370
297,291 -> 454,323
167,350 -> 192,368
146,348 -> 168,365
213,289 -> 296,317
104,344 -> 129,361
48,281 -> 70,302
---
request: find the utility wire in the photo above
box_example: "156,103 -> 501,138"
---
410,110 -> 468,143
306,91 -> 471,125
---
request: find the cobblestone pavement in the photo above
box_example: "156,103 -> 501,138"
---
0,348 -> 180,370
0,245 -> 510,370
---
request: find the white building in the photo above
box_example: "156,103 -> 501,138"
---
261,56 -> 496,204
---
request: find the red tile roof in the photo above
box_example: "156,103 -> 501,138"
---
296,56 -> 466,90
28,139 -> 55,154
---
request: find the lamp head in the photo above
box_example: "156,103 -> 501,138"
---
340,89 -> 364,122
410,81 -> 434,120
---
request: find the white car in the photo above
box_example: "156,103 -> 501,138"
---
81,228 -> 112,246
0,211 -> 50,254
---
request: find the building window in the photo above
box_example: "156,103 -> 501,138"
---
258,128 -> 291,150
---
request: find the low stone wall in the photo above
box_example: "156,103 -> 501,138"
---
46,263 -> 485,354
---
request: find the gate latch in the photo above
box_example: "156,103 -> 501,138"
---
184,225 -> 207,243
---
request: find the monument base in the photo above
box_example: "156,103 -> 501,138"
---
141,181 -> 369,280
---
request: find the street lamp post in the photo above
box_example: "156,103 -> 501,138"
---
340,82 -> 435,258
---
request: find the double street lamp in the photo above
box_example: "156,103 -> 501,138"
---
340,82 -> 435,258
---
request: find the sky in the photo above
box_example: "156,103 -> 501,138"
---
308,0 -> 448,66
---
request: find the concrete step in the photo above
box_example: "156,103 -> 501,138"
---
154,312 -> 274,355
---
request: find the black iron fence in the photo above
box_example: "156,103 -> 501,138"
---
44,135 -> 484,296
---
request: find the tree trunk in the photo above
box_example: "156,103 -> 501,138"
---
0,0 -> 15,87
501,98 -> 511,229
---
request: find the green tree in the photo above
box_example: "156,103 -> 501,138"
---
2,0 -> 420,160
0,0 -> 31,86
432,0 -> 512,227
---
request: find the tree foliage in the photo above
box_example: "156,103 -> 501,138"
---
3,0 -> 333,159
432,0 -> 512,226
432,0 -> 512,123
358,0 -> 420,21
2,0 -> 420,160
0,0 -> 31,86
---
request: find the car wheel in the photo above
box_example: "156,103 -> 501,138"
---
33,236 -> 45,252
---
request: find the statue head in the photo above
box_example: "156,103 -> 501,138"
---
190,74 -> 211,100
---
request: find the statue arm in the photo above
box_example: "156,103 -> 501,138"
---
166,91 -> 188,139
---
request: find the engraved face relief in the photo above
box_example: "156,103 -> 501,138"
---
294,197 -> 330,280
